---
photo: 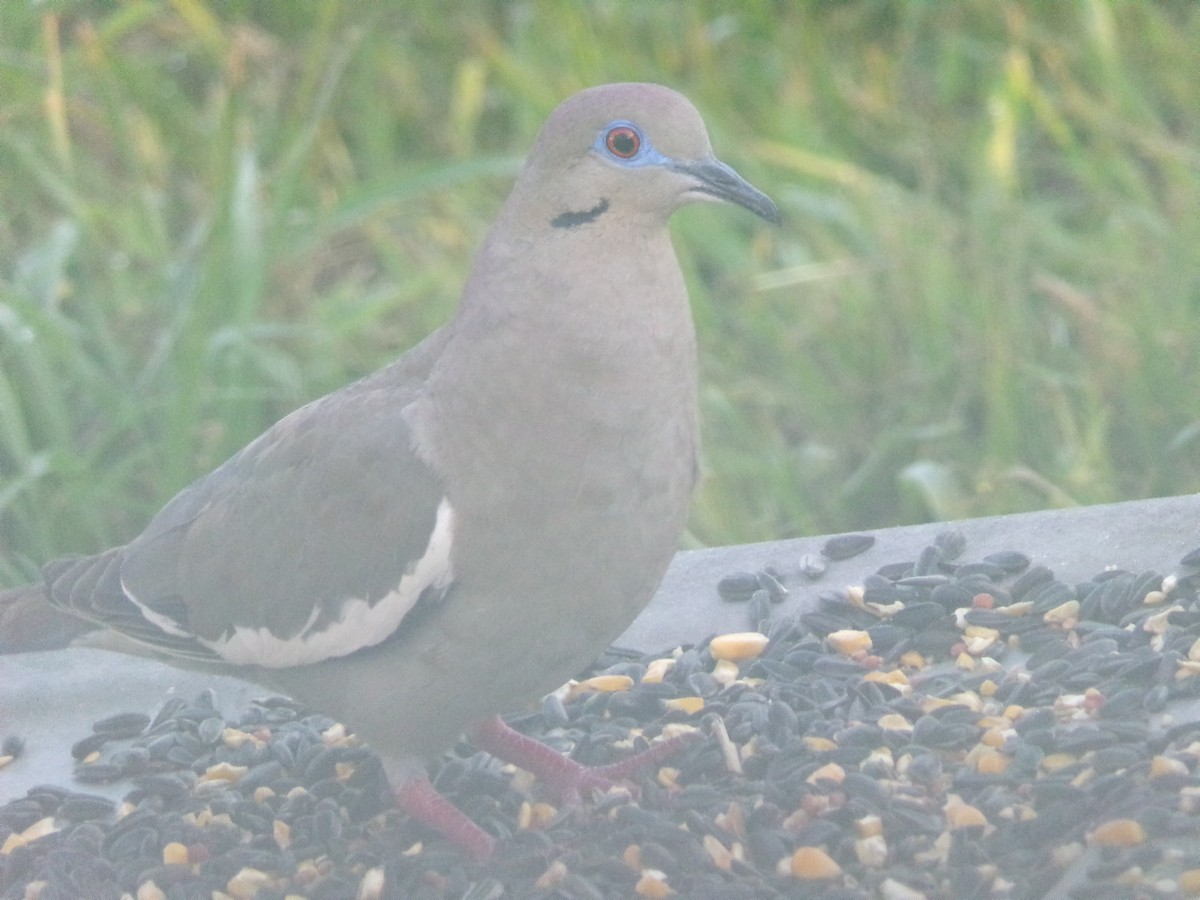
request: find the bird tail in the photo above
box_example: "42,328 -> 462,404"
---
0,582 -> 97,652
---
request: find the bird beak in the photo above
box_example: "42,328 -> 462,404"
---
672,157 -> 781,225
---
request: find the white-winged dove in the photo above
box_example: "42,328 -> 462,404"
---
0,83 -> 778,857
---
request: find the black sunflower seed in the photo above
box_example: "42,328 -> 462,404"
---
717,571 -> 759,602
822,533 -> 875,561
798,552 -> 827,579
891,601 -> 948,630
757,567 -> 788,600
91,712 -> 150,738
933,528 -> 967,560
70,733 -> 109,761
983,550 -> 1032,573
56,794 -> 114,822
912,543 -> 943,576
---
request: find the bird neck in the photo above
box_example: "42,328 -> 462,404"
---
420,219 -> 698,476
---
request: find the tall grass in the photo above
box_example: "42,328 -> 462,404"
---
1,1 -> 1198,582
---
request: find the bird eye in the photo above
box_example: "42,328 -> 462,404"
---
604,125 -> 641,159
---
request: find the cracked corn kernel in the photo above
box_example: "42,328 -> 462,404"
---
641,658 -> 675,684
945,800 -> 988,830
709,632 -> 769,661
1150,755 -> 1188,779
220,727 -> 259,748
715,801 -> 746,838
535,860 -> 569,890
516,801 -> 557,829
162,841 -> 189,865
1088,819 -> 1145,847
576,674 -> 634,694
863,669 -> 910,688
1176,659 -> 1200,680
662,696 -> 704,714
227,868 -> 274,899
358,867 -> 385,900
656,766 -> 680,788
976,750 -> 1009,774
712,658 -> 740,685
980,727 -> 1008,748
878,879 -> 926,900
3,826 -> 42,855
806,762 -> 846,785
826,629 -> 872,656
1178,869 -> 1200,895
703,833 -> 734,871
856,815 -> 883,838
200,762 -> 248,784
1043,599 -> 1079,625
790,846 -> 841,880
634,869 -> 674,897
878,713 -> 913,733
855,835 -> 888,868
1143,606 -> 1182,635
321,722 -> 347,743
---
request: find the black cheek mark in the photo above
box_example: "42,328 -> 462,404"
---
550,198 -> 610,229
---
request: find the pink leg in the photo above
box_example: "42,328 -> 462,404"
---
468,715 -> 694,803
395,775 -> 496,861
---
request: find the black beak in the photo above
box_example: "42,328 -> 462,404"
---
672,157 -> 781,225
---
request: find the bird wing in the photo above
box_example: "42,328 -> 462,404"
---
43,330 -> 455,668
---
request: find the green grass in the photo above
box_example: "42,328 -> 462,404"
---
2,1 -> 1198,583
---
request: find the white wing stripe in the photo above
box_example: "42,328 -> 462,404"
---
124,498 -> 456,667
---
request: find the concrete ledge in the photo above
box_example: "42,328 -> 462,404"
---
620,493 -> 1200,651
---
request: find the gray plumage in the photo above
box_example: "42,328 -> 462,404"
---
3,83 -> 778,801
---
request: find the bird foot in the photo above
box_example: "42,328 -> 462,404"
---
394,715 -> 694,860
395,775 -> 497,861
468,714 -> 694,804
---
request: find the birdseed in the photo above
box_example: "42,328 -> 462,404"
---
3,538 -> 1200,898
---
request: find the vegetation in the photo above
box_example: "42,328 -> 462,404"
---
2,1 -> 1198,583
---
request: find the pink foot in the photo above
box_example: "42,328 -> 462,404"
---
392,717 -> 695,860
395,775 -> 496,861
467,714 -> 694,803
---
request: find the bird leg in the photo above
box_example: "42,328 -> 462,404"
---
395,775 -> 497,861
393,716 -> 694,861
468,714 -> 693,804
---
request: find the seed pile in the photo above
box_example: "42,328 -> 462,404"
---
3,533 -> 1200,898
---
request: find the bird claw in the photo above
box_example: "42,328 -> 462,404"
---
395,716 -> 696,860
468,714 -> 695,803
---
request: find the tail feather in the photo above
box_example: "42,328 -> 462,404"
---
0,582 -> 96,652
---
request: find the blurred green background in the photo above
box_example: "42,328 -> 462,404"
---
2,0 -> 1198,584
